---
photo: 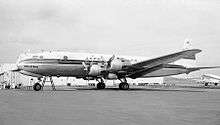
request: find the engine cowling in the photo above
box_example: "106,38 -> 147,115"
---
88,65 -> 102,76
106,73 -> 118,80
83,77 -> 95,80
109,59 -> 123,71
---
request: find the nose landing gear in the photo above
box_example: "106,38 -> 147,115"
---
33,82 -> 42,91
33,76 -> 56,91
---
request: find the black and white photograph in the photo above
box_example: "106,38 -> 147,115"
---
0,0 -> 220,125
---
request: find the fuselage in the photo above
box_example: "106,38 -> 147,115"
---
17,51 -> 191,78
17,51 -> 143,78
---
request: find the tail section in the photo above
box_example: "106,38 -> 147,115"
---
182,39 -> 196,60
174,39 -> 198,67
183,39 -> 193,50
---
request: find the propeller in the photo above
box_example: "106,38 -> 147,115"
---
107,55 -> 115,69
82,62 -> 88,71
82,61 -> 93,73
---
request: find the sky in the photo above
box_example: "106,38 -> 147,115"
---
0,0 -> 220,76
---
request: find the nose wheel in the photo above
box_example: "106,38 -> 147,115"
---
33,83 -> 42,91
33,77 -> 56,91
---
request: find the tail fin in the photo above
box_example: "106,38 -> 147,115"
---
183,39 -> 193,50
174,39 -> 197,67
182,39 -> 196,60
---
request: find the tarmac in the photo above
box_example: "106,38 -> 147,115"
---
0,86 -> 220,125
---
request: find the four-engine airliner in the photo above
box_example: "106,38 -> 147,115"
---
13,48 -> 220,91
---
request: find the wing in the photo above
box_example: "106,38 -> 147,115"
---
127,64 -> 187,78
127,65 -> 220,79
131,49 -> 201,68
124,49 -> 202,78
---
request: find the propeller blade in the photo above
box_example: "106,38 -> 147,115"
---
82,62 -> 88,71
107,55 -> 115,68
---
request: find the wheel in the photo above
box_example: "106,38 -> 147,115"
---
214,83 -> 218,86
33,83 -> 42,91
5,85 -> 10,89
119,82 -> 129,90
97,83 -> 105,89
204,83 -> 208,86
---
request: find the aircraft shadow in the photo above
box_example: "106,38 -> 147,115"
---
17,87 -> 206,92
72,87 -> 206,92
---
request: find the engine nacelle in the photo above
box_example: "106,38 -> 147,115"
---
106,73 -> 118,80
83,77 -> 95,80
109,59 -> 123,71
88,65 -> 102,76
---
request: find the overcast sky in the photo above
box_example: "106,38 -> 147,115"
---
0,0 -> 220,75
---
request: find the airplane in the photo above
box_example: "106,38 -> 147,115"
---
198,74 -> 220,86
12,48 -> 220,91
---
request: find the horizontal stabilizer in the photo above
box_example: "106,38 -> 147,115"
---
187,66 -> 220,72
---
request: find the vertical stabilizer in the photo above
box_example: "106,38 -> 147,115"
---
174,39 -> 196,68
183,39 -> 193,50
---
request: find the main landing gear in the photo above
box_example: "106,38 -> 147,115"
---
33,76 -> 56,91
96,78 -> 106,89
96,77 -> 129,90
119,78 -> 129,90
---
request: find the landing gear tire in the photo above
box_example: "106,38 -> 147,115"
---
204,83 -> 209,86
119,82 -> 129,90
97,83 -> 105,89
33,83 -> 42,91
214,83 -> 218,86
5,85 -> 10,89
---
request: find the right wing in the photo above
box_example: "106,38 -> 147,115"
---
127,65 -> 220,79
123,49 -> 202,78
131,49 -> 201,69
